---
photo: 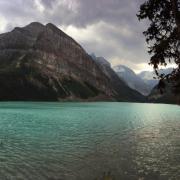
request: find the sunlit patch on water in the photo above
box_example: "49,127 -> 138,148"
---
0,102 -> 179,180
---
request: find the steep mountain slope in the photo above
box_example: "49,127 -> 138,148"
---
91,56 -> 145,102
148,82 -> 178,104
138,68 -> 173,89
0,22 -> 144,101
137,71 -> 158,89
113,65 -> 151,96
137,68 -> 178,104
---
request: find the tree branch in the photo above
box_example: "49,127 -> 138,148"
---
171,0 -> 180,35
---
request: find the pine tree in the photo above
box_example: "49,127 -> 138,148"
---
137,0 -> 180,96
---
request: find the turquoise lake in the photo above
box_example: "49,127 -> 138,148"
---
0,102 -> 179,180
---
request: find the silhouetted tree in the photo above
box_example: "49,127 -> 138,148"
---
137,0 -> 180,97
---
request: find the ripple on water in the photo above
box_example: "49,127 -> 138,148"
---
0,102 -> 180,180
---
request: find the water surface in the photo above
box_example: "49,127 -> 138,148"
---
0,102 -> 179,180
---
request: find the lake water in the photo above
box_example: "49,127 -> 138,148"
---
0,102 -> 179,180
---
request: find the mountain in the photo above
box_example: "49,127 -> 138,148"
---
137,71 -> 158,89
142,68 -> 178,104
113,65 -> 151,96
0,22 -> 145,101
148,82 -> 178,104
138,68 -> 173,89
91,55 -> 145,101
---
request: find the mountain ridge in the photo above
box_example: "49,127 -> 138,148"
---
113,65 -> 151,96
0,22 -> 145,102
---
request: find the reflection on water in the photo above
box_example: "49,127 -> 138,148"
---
0,102 -> 179,180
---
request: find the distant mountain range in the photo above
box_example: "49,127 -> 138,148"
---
0,22 -> 145,102
0,22 -> 176,103
138,68 -> 173,89
91,55 -> 145,101
148,81 -> 178,104
113,65 -> 151,96
113,65 -> 175,101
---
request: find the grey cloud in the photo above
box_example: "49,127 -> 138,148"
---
41,0 -> 57,8
44,0 -> 144,27
0,0 -> 150,71
0,1 -> 34,18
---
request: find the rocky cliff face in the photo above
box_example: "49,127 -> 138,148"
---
0,22 -> 144,101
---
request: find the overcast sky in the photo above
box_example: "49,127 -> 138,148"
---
0,0 -> 155,73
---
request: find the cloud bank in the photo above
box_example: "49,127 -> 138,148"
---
0,0 -> 153,72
